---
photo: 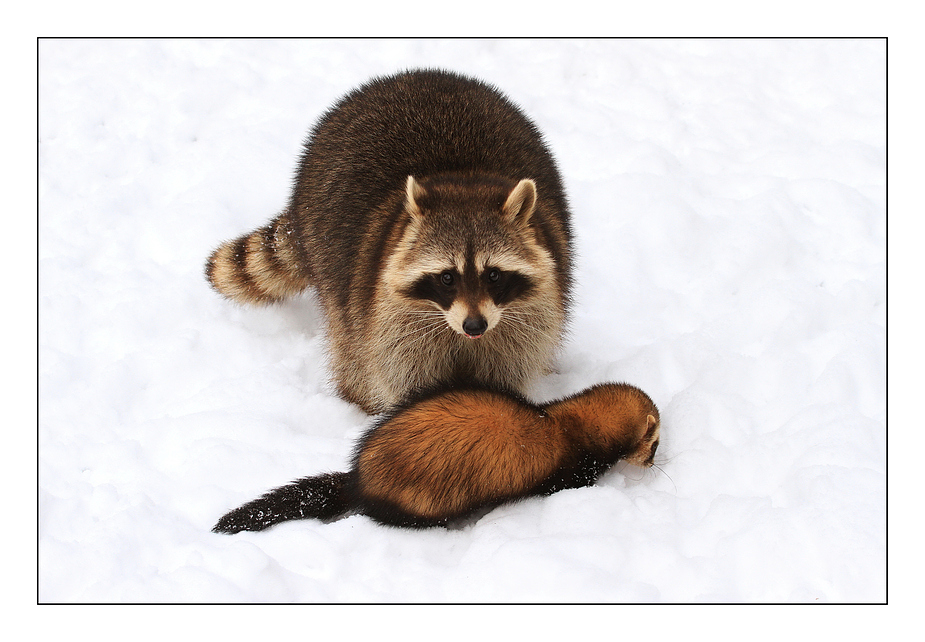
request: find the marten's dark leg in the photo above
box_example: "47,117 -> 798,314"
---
534,453 -> 615,496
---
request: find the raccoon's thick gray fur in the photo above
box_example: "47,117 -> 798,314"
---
206,69 -> 573,413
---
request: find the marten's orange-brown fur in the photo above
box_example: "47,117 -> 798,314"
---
213,382 -> 660,532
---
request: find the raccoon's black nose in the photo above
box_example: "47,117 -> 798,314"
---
462,316 -> 488,338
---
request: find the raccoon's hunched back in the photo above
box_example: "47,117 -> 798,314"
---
301,71 -> 567,206
205,70 -> 572,309
293,69 -> 573,307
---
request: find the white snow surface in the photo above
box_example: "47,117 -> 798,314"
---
38,39 -> 885,603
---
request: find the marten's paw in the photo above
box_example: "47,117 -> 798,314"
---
624,413 -> 660,468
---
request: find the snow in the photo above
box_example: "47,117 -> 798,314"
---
38,39 -> 885,603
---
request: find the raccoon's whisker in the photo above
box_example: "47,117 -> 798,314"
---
501,317 -> 539,336
496,320 -> 534,345
403,310 -> 446,317
394,316 -> 451,343
420,324 -> 452,342
399,309 -> 444,321
504,306 -> 549,322
401,311 -> 449,326
498,322 -> 532,345
402,317 -> 446,331
498,310 -> 550,339
398,322 -> 444,341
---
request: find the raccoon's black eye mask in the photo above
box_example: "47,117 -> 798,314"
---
406,268 -> 534,309
488,270 -> 534,306
406,271 -> 458,309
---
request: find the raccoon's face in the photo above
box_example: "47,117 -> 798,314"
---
393,175 -> 550,340
405,253 -> 536,338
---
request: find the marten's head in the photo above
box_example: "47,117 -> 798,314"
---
623,411 -> 660,467
551,382 -> 661,467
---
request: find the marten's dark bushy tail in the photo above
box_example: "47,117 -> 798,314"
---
212,471 -> 351,534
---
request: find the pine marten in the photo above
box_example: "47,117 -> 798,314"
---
213,382 -> 660,531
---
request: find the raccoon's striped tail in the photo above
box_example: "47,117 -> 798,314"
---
205,212 -> 312,305
212,471 -> 352,534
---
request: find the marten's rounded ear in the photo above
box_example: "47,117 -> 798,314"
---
405,175 -> 427,221
502,179 -> 537,227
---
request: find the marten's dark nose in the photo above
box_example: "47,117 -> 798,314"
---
462,316 -> 488,338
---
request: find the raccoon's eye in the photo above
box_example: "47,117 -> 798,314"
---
486,270 -> 535,306
440,271 -> 455,286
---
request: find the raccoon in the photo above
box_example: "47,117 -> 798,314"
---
206,70 -> 573,413
212,382 -> 660,531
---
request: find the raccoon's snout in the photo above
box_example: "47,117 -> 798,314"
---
462,316 -> 488,338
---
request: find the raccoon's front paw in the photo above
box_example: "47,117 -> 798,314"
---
212,499 -> 281,534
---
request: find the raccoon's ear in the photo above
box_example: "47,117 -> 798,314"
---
405,175 -> 427,221
502,179 -> 537,227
